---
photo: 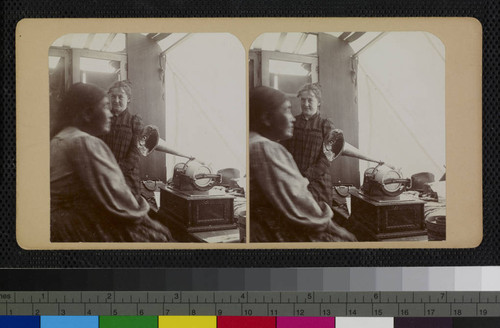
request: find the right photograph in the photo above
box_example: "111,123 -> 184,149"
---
249,32 -> 446,243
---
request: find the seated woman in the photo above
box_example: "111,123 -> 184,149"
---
249,86 -> 356,242
50,83 -> 172,242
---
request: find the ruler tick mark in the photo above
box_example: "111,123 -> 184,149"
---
7,291 -> 499,317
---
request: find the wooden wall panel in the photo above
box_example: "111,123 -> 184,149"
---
318,33 -> 360,187
126,34 -> 166,181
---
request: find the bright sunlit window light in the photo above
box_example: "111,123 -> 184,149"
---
269,60 -> 310,76
79,57 -> 117,73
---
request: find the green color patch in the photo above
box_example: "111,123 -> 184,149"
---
99,316 -> 158,328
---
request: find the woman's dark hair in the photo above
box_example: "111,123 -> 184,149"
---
249,86 -> 287,132
50,83 -> 107,138
108,80 -> 133,99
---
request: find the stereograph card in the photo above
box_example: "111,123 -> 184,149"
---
15,18 -> 482,252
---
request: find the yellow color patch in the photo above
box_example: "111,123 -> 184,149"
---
158,316 -> 217,328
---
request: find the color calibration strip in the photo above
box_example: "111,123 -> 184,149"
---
1,316 -> 500,328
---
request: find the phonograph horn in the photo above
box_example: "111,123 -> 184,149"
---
342,143 -> 396,170
326,130 -> 409,197
327,128 -> 396,170
137,125 -> 194,159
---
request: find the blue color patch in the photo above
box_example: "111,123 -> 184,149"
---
0,316 -> 40,328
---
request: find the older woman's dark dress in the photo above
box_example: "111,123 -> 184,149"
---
51,126 -> 170,242
99,108 -> 143,198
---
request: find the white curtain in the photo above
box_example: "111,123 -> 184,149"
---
163,33 -> 246,179
357,32 -> 446,181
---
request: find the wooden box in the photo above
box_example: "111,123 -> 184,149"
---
159,187 -> 235,233
349,189 -> 426,240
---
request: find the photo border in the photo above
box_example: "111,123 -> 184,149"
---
16,17 -> 482,250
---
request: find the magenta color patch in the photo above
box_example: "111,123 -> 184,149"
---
277,317 -> 335,328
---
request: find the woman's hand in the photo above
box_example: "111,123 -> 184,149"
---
328,220 -> 357,242
323,142 -> 335,162
323,128 -> 344,162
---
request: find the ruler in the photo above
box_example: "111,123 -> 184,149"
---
1,291 -> 499,317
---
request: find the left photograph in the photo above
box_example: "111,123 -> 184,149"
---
49,33 -> 246,243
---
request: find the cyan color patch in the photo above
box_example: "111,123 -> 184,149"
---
40,316 -> 98,328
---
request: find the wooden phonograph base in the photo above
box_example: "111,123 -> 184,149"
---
348,189 -> 427,241
159,186 -> 236,233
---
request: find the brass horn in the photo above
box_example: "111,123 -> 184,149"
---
342,143 -> 395,169
327,128 -> 395,169
138,125 -> 194,160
